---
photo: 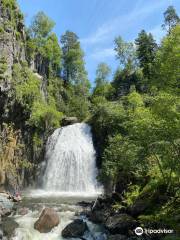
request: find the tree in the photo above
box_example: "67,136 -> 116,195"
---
135,30 -> 157,79
153,25 -> 180,91
42,33 -> 62,76
162,6 -> 179,34
29,11 -> 55,38
95,63 -> 111,87
61,31 -> 87,85
114,36 -> 137,71
28,12 -> 61,78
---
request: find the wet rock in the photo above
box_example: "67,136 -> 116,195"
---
0,194 -> 13,210
129,198 -> 152,217
0,207 -> 11,217
0,228 -> 3,240
62,219 -> 88,238
108,234 -> 127,240
89,210 -> 108,224
34,207 -> 60,233
62,117 -> 78,126
105,214 -> 137,235
1,217 -> 19,239
17,207 -> 29,216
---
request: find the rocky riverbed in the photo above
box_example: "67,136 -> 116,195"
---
0,192 -> 179,240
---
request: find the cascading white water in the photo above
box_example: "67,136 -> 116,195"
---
43,123 -> 101,194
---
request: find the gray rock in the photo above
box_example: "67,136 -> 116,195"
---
62,117 -> 78,126
0,194 -> 13,210
89,210 -> 108,224
0,207 -> 11,218
62,219 -> 88,238
105,214 -> 137,235
1,218 -> 19,239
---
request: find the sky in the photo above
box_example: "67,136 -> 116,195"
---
17,0 -> 180,84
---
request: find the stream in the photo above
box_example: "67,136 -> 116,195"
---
12,191 -> 106,240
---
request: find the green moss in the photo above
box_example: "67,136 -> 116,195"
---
12,63 -> 63,132
0,26 -> 5,34
0,57 -> 8,78
2,0 -> 16,8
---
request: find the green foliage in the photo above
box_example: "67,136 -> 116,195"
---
95,63 -> 111,87
0,57 -> 7,78
12,64 -> 63,131
12,64 -> 41,109
112,67 -> 144,98
60,84 -> 90,121
135,30 -> 157,79
162,6 -> 180,34
61,31 -> 89,86
102,134 -> 142,183
2,0 -> 16,9
92,83 -> 115,100
153,25 -> 180,91
29,100 -> 63,131
123,185 -> 141,206
114,36 -> 137,70
29,11 -> 55,38
1,0 -> 24,36
28,12 -> 61,77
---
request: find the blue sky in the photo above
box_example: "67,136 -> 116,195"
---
17,0 -> 180,84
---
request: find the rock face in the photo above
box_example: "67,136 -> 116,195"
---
34,208 -> 60,233
61,219 -> 88,238
0,0 -> 26,91
105,214 -> 137,235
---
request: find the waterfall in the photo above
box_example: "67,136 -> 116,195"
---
43,123 -> 101,194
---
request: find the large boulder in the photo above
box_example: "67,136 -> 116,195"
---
129,198 -> 152,217
89,210 -> 108,224
61,219 -> 88,238
105,214 -> 137,235
34,208 -> 60,233
62,117 -> 78,126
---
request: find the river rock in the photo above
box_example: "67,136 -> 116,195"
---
62,117 -> 78,126
107,234 -> 127,240
0,207 -> 11,218
89,210 -> 108,223
61,219 -> 88,238
1,217 -> 19,239
0,194 -> 13,210
105,214 -> 137,234
34,207 -> 60,233
17,207 -> 29,216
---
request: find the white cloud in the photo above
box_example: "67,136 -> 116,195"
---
80,0 -> 167,46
